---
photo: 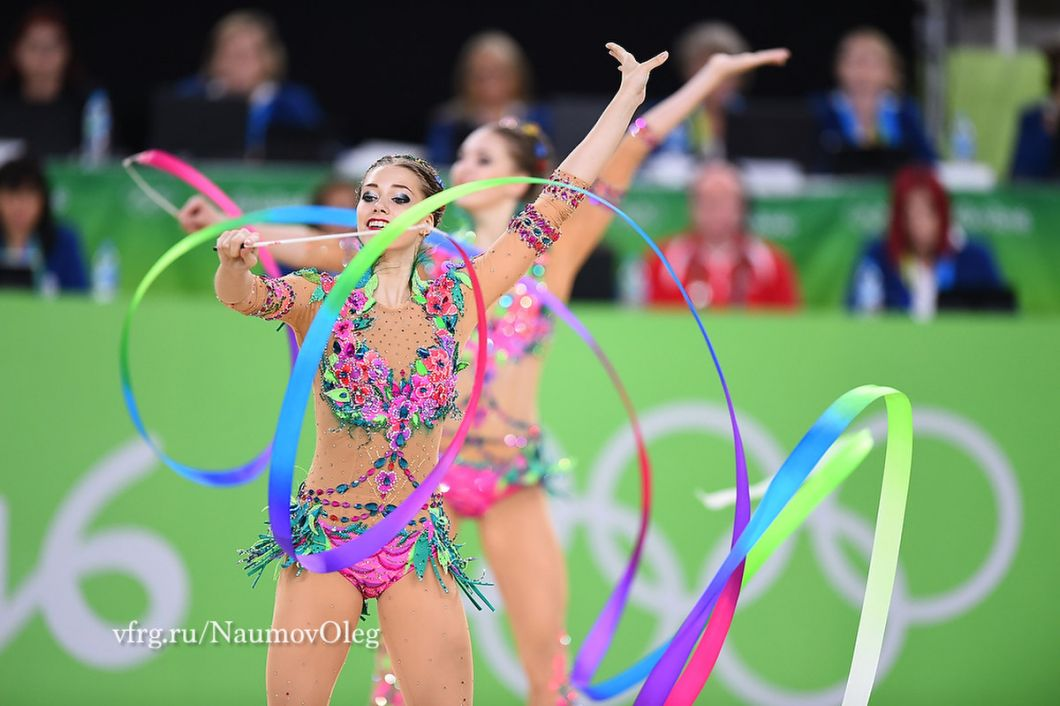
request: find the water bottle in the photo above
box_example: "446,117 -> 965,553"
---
92,240 -> 119,303
950,112 -> 977,162
38,270 -> 60,299
854,262 -> 884,314
81,89 -> 112,168
617,254 -> 646,307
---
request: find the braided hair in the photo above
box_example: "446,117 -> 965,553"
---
488,118 -> 553,200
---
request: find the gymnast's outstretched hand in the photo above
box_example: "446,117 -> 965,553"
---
607,41 -> 669,106
701,47 -> 790,83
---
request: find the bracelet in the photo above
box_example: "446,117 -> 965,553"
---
540,168 -> 592,214
588,179 -> 627,208
628,117 -> 660,150
247,276 -> 295,320
509,203 -> 561,256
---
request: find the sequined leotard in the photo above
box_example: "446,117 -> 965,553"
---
228,169 -> 590,609
436,250 -> 563,517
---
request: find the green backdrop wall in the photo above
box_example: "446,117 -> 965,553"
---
48,162 -> 1060,312
1,294 -> 1055,704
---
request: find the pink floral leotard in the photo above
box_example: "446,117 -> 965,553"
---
229,168 -> 591,610
436,249 -> 565,518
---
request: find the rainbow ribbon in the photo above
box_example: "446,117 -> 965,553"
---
639,387 -> 911,705
125,149 -> 300,361
119,172 -> 751,697
120,150 -> 299,484
120,205 -> 364,486
121,168 -> 912,704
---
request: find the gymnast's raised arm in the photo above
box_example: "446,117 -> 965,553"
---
545,48 -> 791,293
456,42 -> 668,336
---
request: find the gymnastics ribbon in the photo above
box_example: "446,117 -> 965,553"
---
124,150 -> 287,282
123,172 -> 749,696
119,151 -> 301,485
263,178 -> 659,573
122,170 -> 911,704
426,233 -> 654,628
124,149 -> 300,360
416,182 -> 753,702
642,388 -> 911,706
120,205 -> 369,485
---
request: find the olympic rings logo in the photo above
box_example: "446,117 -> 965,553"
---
0,439 -> 189,668
469,403 -> 1020,705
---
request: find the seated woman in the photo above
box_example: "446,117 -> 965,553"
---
0,155 -> 88,292
810,27 -> 936,174
0,6 -> 104,157
847,165 -> 1009,315
425,31 -> 553,165
172,10 -> 325,157
1009,38 -> 1060,181
655,21 -> 750,160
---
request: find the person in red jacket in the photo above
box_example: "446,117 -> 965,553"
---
643,160 -> 800,309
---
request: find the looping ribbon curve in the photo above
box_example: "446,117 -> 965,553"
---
121,161 -> 912,705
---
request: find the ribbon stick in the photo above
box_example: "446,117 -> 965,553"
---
125,149 -> 301,363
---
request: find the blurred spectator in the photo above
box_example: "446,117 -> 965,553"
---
310,177 -> 361,270
0,5 -> 104,157
643,160 -> 800,309
0,155 -> 88,292
426,31 -> 553,164
171,10 -> 325,157
810,27 -> 936,174
1009,36 -> 1060,180
311,178 -> 359,233
847,166 -> 1009,315
657,22 -> 749,159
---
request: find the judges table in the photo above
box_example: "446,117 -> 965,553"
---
47,160 -> 1060,312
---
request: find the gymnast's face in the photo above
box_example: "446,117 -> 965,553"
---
451,127 -> 529,212
358,165 -> 432,251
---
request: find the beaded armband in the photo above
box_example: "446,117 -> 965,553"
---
247,275 -> 295,320
509,203 -> 561,256
588,179 -> 627,208
540,168 -> 591,214
629,117 -> 660,150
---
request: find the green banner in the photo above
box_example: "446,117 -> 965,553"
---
47,161 -> 1060,312
1,294 -> 1055,704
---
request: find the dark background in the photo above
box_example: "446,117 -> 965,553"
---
1,0 -> 920,151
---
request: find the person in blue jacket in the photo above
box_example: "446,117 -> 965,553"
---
174,10 -> 324,156
811,28 -> 936,174
426,31 -> 553,165
847,165 -> 1007,314
0,155 -> 88,292
1009,39 -> 1059,180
